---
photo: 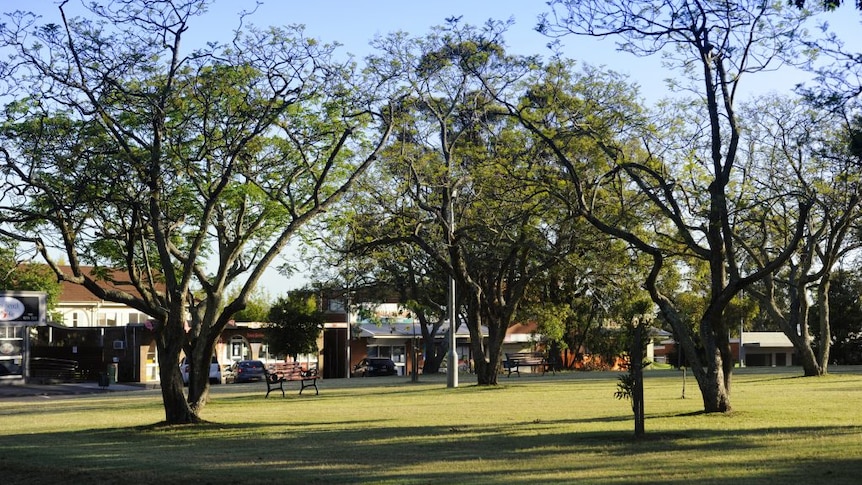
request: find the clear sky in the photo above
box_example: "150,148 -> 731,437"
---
195,0 -> 861,99
18,0 -> 860,101
8,0 -> 862,293
202,0 -> 668,95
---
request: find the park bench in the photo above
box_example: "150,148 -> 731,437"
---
264,362 -> 319,397
503,352 -> 554,377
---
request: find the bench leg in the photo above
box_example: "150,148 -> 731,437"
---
265,380 -> 286,398
299,379 -> 319,395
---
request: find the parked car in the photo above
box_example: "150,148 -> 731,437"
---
224,360 -> 266,383
180,355 -> 221,385
352,357 -> 398,377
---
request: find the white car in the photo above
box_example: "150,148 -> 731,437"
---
180,356 -> 222,385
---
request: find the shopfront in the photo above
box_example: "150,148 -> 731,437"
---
0,291 -> 47,384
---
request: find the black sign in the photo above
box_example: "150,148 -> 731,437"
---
0,292 -> 46,324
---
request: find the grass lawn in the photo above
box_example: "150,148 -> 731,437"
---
0,367 -> 860,484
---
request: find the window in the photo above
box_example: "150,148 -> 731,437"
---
230,336 -> 248,360
0,326 -> 24,376
127,312 -> 150,324
367,345 -> 405,362
98,312 -> 117,326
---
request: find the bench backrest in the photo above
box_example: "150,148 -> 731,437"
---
506,352 -> 546,364
269,362 -> 318,378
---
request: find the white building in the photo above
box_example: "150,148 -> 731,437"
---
54,266 -> 154,328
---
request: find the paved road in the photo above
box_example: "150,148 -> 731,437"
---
0,381 -> 156,399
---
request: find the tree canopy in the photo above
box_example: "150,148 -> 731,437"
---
1,0 -> 860,426
264,293 -> 325,358
0,0 -> 393,424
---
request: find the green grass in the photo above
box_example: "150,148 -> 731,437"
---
1,367 -> 861,484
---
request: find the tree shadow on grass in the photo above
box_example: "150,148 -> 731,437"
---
3,413 -> 860,484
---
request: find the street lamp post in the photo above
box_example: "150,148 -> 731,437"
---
447,268 -> 458,388
345,286 -> 352,379
447,177 -> 458,389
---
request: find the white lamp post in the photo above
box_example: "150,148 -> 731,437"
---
447,177 -> 458,389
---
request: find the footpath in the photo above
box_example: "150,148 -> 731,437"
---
0,381 -> 156,399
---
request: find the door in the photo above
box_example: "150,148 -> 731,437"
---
323,328 -> 347,379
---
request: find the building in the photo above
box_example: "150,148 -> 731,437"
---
739,331 -> 797,367
351,319 -> 480,375
53,266 -> 154,328
652,331 -> 798,367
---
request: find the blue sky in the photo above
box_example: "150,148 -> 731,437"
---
199,1 -> 860,100
22,0 -> 857,105
205,0 -> 667,96
19,1 -> 674,98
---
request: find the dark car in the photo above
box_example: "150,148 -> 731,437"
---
224,360 -> 266,383
353,357 -> 398,377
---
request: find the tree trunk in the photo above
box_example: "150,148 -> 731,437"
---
186,366 -> 212,414
477,327 -> 505,386
716,326 -> 734,395
155,322 -> 200,424
422,338 -> 443,374
696,344 -> 732,413
632,323 -> 645,437
467,305 -> 496,385
186,337 -> 216,413
655,294 -> 732,413
159,364 -> 199,424
756,275 -> 825,376
791,288 -> 824,376
817,277 -> 832,373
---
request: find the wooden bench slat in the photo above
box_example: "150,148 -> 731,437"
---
503,352 -> 554,377
264,362 -> 319,397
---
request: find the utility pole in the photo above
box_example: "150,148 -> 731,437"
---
447,160 -> 458,389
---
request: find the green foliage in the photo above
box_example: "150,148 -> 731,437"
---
812,268 -> 862,364
614,368 -> 637,403
0,242 -> 61,311
518,302 -> 571,347
613,332 -> 652,405
790,0 -> 861,10
0,1 -> 393,422
229,288 -> 271,323
264,293 -> 325,358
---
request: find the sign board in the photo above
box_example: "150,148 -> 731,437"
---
0,291 -> 47,325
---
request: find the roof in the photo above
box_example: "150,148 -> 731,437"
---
56,266 -> 157,303
742,332 -> 794,348
505,321 -> 540,343
355,319 -> 485,339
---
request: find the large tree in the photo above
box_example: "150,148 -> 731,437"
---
265,292 -> 325,359
519,228 -> 655,370
349,21 -> 580,385
812,267 -> 862,364
307,184 -> 457,375
0,0 -> 392,423
531,0 -> 814,412
741,97 -> 862,376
